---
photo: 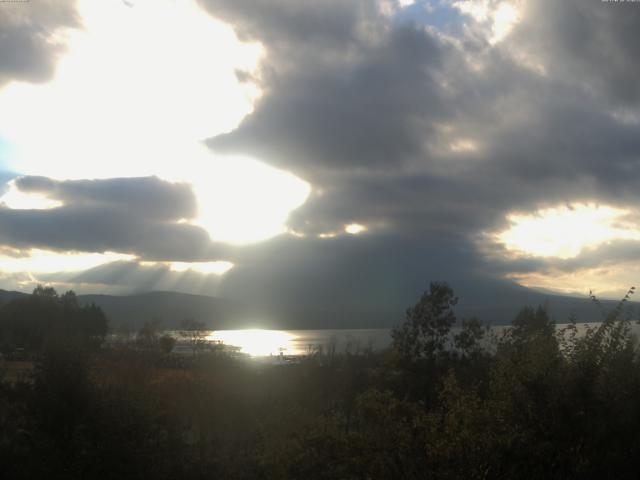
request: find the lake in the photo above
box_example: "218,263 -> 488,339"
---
207,328 -> 392,356
203,320 -> 640,357
107,328 -> 392,356
109,320 -> 640,358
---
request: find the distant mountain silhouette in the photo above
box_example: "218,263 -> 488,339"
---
0,286 -> 635,330
0,289 -> 28,303
452,281 -> 634,327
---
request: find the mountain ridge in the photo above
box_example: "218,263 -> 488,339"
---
1,286 -> 635,330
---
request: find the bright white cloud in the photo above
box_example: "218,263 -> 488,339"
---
495,203 -> 640,259
138,260 -> 234,275
507,265 -> 640,301
453,1 -> 520,44
0,0 -> 309,246
0,0 -> 260,179
0,249 -> 135,274
490,2 -> 519,44
453,0 -> 490,22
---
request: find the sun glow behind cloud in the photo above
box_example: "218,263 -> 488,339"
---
507,265 -> 640,300
0,0 -> 309,247
0,180 -> 61,210
490,2 -> 519,44
192,155 -> 310,244
453,1 -> 520,44
0,0 -> 261,179
490,203 -> 640,297
0,251 -> 232,294
139,260 -> 234,275
449,138 -> 479,153
345,223 -> 367,235
496,203 -> 640,259
0,249 -> 135,274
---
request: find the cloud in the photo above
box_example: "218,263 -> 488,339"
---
0,0 -> 79,86
12,175 -> 197,220
0,0 -> 309,246
219,233 -> 504,311
198,0 -> 640,298
203,0 -> 448,174
0,258 -> 229,298
198,0 -> 385,50
2,0 -> 640,308
511,0 -> 640,105
0,176 -> 227,261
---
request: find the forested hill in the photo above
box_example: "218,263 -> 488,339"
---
78,291 -> 260,331
0,290 -> 264,331
0,289 -> 28,303
1,287 -> 635,331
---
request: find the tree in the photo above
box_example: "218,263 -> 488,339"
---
31,285 -> 58,302
59,290 -> 79,309
137,319 -> 161,350
179,318 -> 208,356
159,334 -> 176,355
0,286 -> 108,351
391,282 -> 458,363
453,316 -> 487,360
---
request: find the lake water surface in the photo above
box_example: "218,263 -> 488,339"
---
108,321 -> 640,358
203,320 -> 640,357
207,328 -> 392,357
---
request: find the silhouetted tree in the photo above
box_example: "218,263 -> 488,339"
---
453,316 -> 487,359
392,282 -> 458,363
180,318 -> 208,356
137,319 -> 161,350
0,286 -> 107,352
159,334 -> 176,354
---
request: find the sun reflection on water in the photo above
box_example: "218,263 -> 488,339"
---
208,329 -> 297,357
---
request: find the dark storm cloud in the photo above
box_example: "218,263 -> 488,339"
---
198,0 -> 383,52
514,0 -> 640,106
14,176 -> 197,220
3,0 -> 640,310
209,26 -> 447,172
286,172 -> 510,239
0,176 -> 230,261
0,0 -> 79,86
0,203 -> 214,260
215,231 -> 555,327
203,0 -> 448,173
220,233 -> 497,317
209,1 -> 640,170
197,0 -> 640,299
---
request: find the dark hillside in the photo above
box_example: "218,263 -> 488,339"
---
3,286 -> 634,330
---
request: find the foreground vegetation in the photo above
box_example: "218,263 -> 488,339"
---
1,284 -> 640,479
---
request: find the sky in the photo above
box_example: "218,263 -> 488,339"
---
1,0 -> 640,315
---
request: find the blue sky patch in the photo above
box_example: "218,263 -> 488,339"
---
394,0 -> 466,36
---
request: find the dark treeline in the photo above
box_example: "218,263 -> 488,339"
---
0,285 -> 107,353
1,283 -> 640,479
